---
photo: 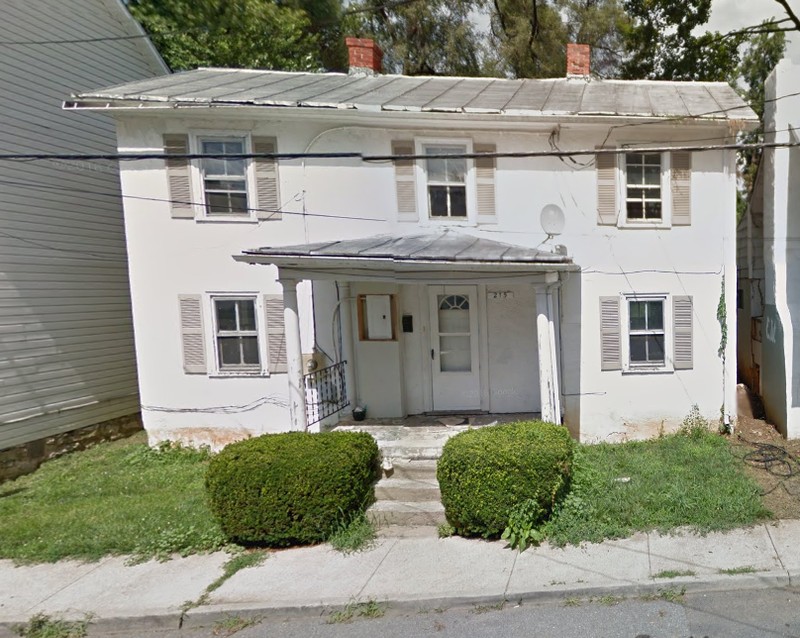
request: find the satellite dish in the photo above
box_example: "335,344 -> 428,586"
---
540,204 -> 565,237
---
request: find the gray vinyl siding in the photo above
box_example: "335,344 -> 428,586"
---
0,0 -> 166,449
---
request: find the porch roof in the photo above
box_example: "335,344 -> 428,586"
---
235,231 -> 577,278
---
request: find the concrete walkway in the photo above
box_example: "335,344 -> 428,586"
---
1,520 -> 799,633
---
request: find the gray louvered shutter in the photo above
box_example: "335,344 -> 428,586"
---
178,295 -> 206,374
597,151 -> 618,225
474,143 -> 496,220
164,134 -> 194,219
264,294 -> 287,373
600,296 -> 621,371
392,141 -> 417,218
673,296 -> 693,369
253,136 -> 281,221
671,151 -> 691,226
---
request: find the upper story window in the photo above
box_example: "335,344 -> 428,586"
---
625,153 -> 662,221
200,138 -> 248,216
425,145 -> 467,218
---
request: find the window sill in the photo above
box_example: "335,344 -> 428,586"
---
621,367 -> 674,375
196,216 -> 259,224
209,371 -> 270,378
618,220 -> 671,230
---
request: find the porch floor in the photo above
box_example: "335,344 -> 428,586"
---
333,412 -> 538,460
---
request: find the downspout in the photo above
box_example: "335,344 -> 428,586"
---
547,278 -> 563,424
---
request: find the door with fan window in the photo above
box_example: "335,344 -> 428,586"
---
428,285 -> 481,411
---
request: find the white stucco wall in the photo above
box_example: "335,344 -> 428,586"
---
114,108 -> 738,445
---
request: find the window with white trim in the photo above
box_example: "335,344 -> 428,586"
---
199,137 -> 249,216
212,297 -> 260,370
625,152 -> 662,221
425,145 -> 467,218
628,298 -> 665,366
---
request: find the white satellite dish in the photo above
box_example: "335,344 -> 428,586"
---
540,204 -> 565,237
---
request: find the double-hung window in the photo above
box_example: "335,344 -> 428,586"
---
425,145 -> 467,218
625,152 -> 662,221
628,298 -> 665,367
213,297 -> 260,370
200,137 -> 249,216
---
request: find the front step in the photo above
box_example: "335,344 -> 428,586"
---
368,460 -> 447,531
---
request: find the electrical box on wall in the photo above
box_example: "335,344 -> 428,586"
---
358,294 -> 396,340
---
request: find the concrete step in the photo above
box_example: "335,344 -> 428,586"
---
376,524 -> 441,539
379,444 -> 445,461
367,500 -> 447,527
375,477 -> 441,502
382,459 -> 438,480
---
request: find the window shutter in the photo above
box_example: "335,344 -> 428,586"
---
671,151 -> 691,226
596,151 -> 618,226
164,134 -> 194,219
673,296 -> 693,369
474,143 -> 496,220
253,136 -> 281,221
599,296 -> 621,371
264,294 -> 287,374
392,141 -> 417,218
178,295 -> 206,374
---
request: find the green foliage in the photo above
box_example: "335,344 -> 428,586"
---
0,433 -> 224,563
327,599 -> 386,624
501,498 -> 546,551
544,431 -> 770,546
437,421 -> 574,538
206,431 -> 380,546
437,522 -> 455,538
207,550 -> 268,594
14,614 -> 91,638
327,511 -> 376,554
212,614 -> 261,637
678,404 -> 712,439
128,0 -> 325,71
717,277 -> 727,358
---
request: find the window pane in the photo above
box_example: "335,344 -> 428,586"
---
202,157 -> 227,176
429,186 -> 448,216
630,335 -> 648,362
644,201 -> 662,219
440,335 -> 471,372
644,166 -> 660,184
238,300 -> 257,330
647,335 -> 665,362
627,201 -> 644,219
450,186 -> 467,216
647,301 -> 664,330
627,165 -> 643,185
629,301 -> 646,330
644,153 -> 661,165
426,157 -> 447,182
628,187 -> 646,200
241,336 -> 260,364
218,337 -> 241,365
216,300 -> 237,330
205,179 -> 246,192
446,157 -> 466,182
202,140 -> 224,155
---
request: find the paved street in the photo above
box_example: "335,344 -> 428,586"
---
78,587 -> 800,638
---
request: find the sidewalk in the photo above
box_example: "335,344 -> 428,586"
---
1,520 -> 799,633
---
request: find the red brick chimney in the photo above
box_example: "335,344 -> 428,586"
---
566,43 -> 590,77
346,37 -> 383,75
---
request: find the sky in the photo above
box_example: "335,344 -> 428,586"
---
708,0 -> 798,61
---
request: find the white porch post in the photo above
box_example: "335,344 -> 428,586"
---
280,278 -> 307,431
535,286 -> 558,424
337,282 -> 357,410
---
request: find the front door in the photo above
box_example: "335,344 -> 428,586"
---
429,285 -> 481,411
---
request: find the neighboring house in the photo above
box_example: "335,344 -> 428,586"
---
738,58 -> 800,438
69,42 -> 755,446
0,0 -> 167,472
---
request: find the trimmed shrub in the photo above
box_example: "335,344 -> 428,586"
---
437,421 -> 574,538
205,431 -> 380,546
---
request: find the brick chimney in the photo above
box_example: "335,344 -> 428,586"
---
346,37 -> 383,75
566,43 -> 590,77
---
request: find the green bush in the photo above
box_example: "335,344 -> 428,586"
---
205,431 -> 380,546
437,421 -> 574,538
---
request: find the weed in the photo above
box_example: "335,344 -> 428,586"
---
642,587 -> 687,604
502,498 -> 546,551
549,580 -> 566,585
328,512 -> 375,554
212,614 -> 261,636
327,599 -> 386,624
652,569 -> 696,579
437,523 -> 455,538
470,600 -> 506,615
563,597 -> 581,607
678,405 -> 712,439
14,613 -> 91,638
719,565 -> 757,575
182,550 -> 268,614
594,595 -> 624,606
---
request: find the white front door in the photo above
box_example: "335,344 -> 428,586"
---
429,285 -> 481,411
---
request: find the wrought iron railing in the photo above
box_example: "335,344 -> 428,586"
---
304,360 -> 349,426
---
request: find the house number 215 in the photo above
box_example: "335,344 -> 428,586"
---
490,291 -> 514,299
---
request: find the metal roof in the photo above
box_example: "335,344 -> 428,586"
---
73,68 -> 757,122
243,232 -> 573,265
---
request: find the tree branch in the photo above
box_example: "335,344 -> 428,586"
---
773,0 -> 800,32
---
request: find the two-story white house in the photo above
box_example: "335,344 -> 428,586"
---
68,41 -> 756,447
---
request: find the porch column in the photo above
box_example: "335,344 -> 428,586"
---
280,278 -> 308,431
337,282 -> 357,409
535,286 -> 558,424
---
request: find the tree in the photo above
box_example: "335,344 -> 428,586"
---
620,0 -> 742,82
554,0 -> 629,78
345,0 -> 487,76
128,0 -> 325,72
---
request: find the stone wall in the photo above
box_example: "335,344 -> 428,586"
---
0,413 -> 143,483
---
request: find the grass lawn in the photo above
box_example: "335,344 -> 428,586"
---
543,429 -> 772,546
0,433 -> 226,563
